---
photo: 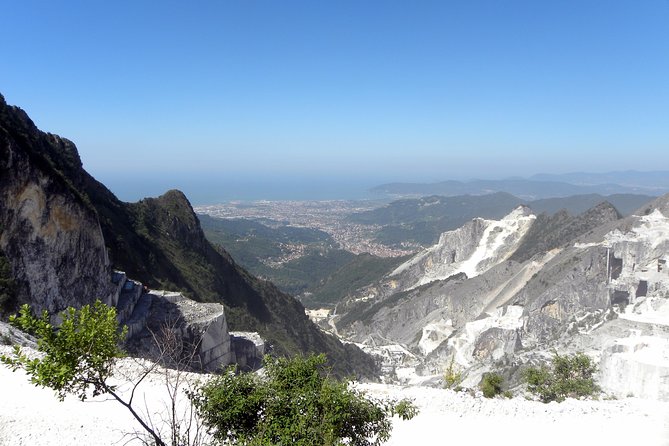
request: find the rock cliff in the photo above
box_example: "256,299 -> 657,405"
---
0,94 -> 113,315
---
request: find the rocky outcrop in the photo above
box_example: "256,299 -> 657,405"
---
390,206 -> 536,289
0,94 -> 113,315
142,291 -> 233,371
599,334 -> 669,400
230,331 -> 265,372
114,285 -> 234,372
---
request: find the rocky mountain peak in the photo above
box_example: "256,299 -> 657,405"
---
637,193 -> 669,216
584,201 -> 622,221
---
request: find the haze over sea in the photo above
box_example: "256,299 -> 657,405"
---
100,173 -> 391,204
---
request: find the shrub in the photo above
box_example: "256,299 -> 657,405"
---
480,372 -> 504,398
524,352 -> 599,403
443,356 -> 463,390
190,353 -> 417,446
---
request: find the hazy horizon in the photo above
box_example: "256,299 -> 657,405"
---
91,169 -> 668,205
2,1 -> 668,196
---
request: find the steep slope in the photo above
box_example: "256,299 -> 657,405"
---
127,190 -> 375,375
0,94 -> 112,315
418,196 -> 669,399
0,94 -> 376,378
335,201 -> 627,386
391,206 -> 536,288
510,202 -> 621,263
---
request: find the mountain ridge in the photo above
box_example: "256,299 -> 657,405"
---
0,94 -> 376,378
371,177 -> 668,199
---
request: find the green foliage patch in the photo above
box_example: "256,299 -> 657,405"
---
1,301 -> 126,401
480,373 -> 505,398
190,354 -> 417,446
524,352 -> 600,403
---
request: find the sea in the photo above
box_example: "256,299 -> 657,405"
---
97,173 -> 388,205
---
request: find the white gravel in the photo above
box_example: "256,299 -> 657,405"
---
359,383 -> 669,446
1,344 -> 668,446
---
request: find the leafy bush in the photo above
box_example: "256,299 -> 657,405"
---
480,373 -> 504,398
524,352 -> 599,403
190,353 -> 417,446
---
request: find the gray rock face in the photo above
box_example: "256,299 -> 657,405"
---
336,197 -> 669,400
130,291 -> 234,372
0,96 -> 113,314
230,331 -> 265,372
390,206 -> 536,290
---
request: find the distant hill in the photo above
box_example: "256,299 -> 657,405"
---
349,192 -> 653,247
371,176 -> 668,199
528,193 -> 653,216
301,253 -> 409,308
530,171 -> 669,191
349,192 -> 524,246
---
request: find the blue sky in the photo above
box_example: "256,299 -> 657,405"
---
2,1 -> 668,200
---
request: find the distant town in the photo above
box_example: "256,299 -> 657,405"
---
194,200 -> 418,258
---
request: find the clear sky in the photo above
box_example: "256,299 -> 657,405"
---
1,0 -> 668,201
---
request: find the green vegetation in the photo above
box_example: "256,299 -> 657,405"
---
190,353 -> 417,446
99,191 -> 378,378
200,215 -> 334,267
0,303 -> 168,445
200,214 -> 409,309
442,356 -> 463,390
479,373 -> 505,398
302,253 -> 408,308
2,302 -> 126,401
523,352 -> 600,403
264,249 -> 355,296
349,193 -> 524,247
200,214 -> 357,296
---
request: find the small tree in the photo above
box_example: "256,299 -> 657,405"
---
524,352 -> 599,403
190,353 -> 417,446
0,301 -> 165,446
443,355 -> 463,390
